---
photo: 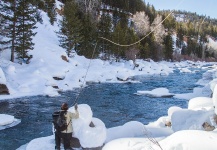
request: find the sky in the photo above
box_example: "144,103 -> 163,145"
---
144,0 -> 217,19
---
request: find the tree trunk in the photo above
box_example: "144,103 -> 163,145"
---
10,0 -> 16,62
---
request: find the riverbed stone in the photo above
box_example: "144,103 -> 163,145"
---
0,84 -> 9,95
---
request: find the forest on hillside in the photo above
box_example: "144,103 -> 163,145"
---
1,0 -> 217,64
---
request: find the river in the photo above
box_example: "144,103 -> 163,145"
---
0,68 -> 210,150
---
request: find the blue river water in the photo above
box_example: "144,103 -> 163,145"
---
0,68 -> 209,150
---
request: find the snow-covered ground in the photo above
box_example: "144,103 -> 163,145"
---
1,1 -> 217,149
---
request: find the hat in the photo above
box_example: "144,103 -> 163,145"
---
61,103 -> 68,110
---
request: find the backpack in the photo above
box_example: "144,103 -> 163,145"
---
52,111 -> 68,132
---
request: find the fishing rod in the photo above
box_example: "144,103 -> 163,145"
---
72,41 -> 98,106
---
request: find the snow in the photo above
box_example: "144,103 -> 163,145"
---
0,114 -> 14,125
1,3 -> 217,150
136,87 -> 174,97
0,114 -> 21,130
0,67 -> 6,84
207,37 -> 217,51
188,97 -> 213,110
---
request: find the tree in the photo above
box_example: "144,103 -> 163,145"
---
0,0 -> 17,62
132,11 -> 150,37
111,22 -> 127,60
45,0 -> 56,25
151,14 -> 165,44
150,15 -> 165,61
76,13 -> 97,58
97,12 -> 112,59
58,1 -> 83,57
74,0 -> 100,20
15,0 -> 37,62
164,33 -> 174,61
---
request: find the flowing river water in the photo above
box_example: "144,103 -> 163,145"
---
0,68 -> 211,150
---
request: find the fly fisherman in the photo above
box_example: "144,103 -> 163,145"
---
55,103 -> 79,150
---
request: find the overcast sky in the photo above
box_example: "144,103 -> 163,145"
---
144,0 -> 217,19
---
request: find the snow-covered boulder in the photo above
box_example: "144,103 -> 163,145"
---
69,104 -> 106,148
188,97 -> 213,110
0,67 -> 9,95
116,71 -> 131,81
0,114 -> 14,125
26,135 -> 55,150
0,114 -> 21,130
106,121 -> 145,143
136,88 -> 174,98
159,130 -> 217,150
171,109 -> 214,132
77,117 -> 106,148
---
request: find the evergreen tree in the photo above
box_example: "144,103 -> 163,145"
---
97,12 -> 112,59
164,33 -> 174,61
111,22 -> 127,60
0,0 -> 17,62
45,0 -> 56,25
148,33 -> 158,61
140,42 -> 151,59
76,13 -> 97,58
15,0 -> 37,62
58,1 -> 83,57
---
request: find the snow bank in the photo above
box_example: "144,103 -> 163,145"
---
159,130 -> 217,150
26,135 -> 55,150
106,121 -> 145,143
171,109 -> 214,131
188,97 -> 213,110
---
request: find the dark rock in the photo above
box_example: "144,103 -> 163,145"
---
61,55 -> 69,62
89,121 -> 95,127
117,77 -> 128,81
202,122 -> 215,131
53,76 -> 65,80
0,84 -> 9,95
52,85 -> 59,89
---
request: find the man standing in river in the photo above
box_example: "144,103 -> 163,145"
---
54,103 -> 79,150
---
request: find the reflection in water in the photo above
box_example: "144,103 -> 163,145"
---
0,69 -> 209,150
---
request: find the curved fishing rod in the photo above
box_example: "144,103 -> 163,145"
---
71,0 -> 186,148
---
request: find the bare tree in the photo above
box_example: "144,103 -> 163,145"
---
151,14 -> 165,44
132,11 -> 150,36
125,47 -> 139,69
75,0 -> 100,15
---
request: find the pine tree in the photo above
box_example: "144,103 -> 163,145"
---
111,22 -> 127,60
45,0 -> 56,25
15,0 -> 37,62
148,33 -> 158,61
58,1 -> 83,57
164,33 -> 174,61
0,0 -> 17,62
141,42 -> 151,59
77,13 -> 97,58
97,12 -> 112,59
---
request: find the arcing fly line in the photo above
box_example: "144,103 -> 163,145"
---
99,0 -> 185,47
71,0 -> 185,149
